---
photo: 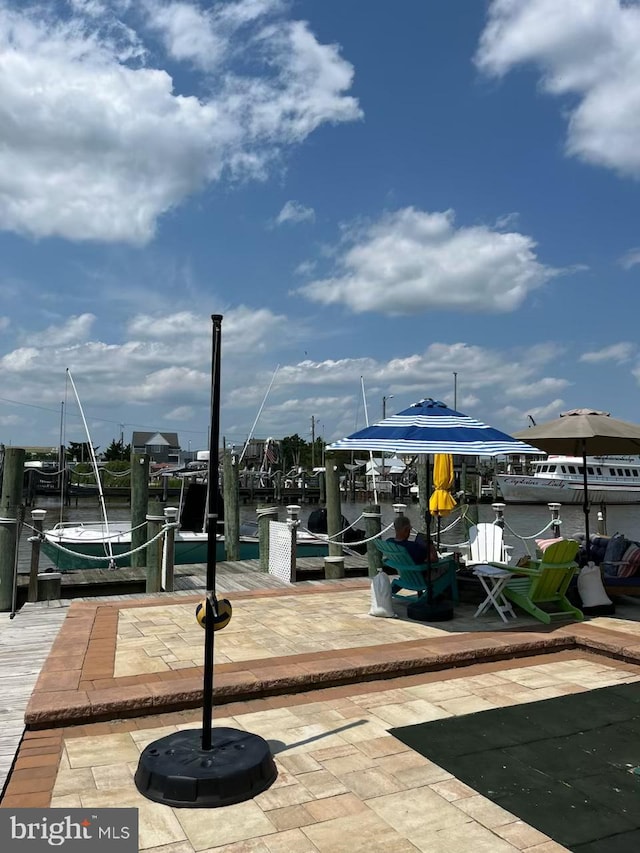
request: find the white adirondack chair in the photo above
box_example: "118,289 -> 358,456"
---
465,523 -> 512,567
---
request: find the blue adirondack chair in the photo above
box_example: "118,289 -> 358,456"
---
374,539 -> 459,603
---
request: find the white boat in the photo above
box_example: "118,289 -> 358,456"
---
497,455 -> 640,504
40,519 -> 334,571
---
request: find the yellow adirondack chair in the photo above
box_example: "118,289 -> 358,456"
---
502,539 -> 583,624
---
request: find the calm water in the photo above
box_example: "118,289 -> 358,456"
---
15,494 -> 640,573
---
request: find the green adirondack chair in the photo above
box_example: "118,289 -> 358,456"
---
502,538 -> 583,624
374,539 -> 459,603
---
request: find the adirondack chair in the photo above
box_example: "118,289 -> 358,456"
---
464,523 -> 511,568
374,539 -> 459,603
502,539 -> 583,624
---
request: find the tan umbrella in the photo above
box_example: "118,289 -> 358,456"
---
514,408 -> 640,560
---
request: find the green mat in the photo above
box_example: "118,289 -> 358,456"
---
390,681 -> 640,852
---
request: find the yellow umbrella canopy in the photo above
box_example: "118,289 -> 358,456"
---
429,454 -> 457,517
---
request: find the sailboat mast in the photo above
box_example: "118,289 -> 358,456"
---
361,376 -> 378,504
65,369 -> 114,563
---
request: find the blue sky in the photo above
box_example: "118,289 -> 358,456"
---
2,0 -> 640,454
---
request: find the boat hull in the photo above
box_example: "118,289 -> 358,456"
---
40,531 -> 330,571
497,475 -> 640,505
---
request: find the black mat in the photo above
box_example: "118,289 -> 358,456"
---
390,682 -> 640,852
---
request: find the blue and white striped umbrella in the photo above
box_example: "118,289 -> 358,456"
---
327,398 -> 542,457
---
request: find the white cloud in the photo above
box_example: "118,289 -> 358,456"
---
0,308 -> 592,444
35,314 -> 96,347
164,405 -> 195,421
580,342 -> 635,363
504,377 -> 571,399
619,247 -> 640,269
276,200 -> 316,225
297,207 -> 560,315
0,1 -> 360,244
144,1 -> 227,71
476,0 -> 640,178
0,414 -> 21,426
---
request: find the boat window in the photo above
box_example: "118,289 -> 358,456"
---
548,465 -> 557,473
597,468 -> 602,475
539,465 -> 547,473
587,467 -> 594,475
561,466 -> 567,473
577,467 -> 584,474
617,469 -> 624,476
610,469 -> 616,476
634,470 -> 639,477
625,469 -> 632,476
568,466 -> 576,474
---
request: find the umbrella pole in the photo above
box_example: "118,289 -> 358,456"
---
582,440 -> 590,562
425,512 -> 433,605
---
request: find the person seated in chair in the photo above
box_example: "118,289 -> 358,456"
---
388,516 -> 438,565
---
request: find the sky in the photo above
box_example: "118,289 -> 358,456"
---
2,0 -> 640,456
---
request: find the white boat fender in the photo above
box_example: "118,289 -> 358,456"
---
369,570 -> 396,618
577,562 -> 613,612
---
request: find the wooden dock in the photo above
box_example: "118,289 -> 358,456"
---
16,554 -> 371,601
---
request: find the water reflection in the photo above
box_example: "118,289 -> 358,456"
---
17,494 -> 640,572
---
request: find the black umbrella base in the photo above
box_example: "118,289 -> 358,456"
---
407,598 -> 454,622
134,727 -> 277,808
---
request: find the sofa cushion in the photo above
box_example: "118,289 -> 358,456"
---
618,543 -> 640,578
602,532 -> 629,577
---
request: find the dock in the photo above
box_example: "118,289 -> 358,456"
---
16,553 -> 371,602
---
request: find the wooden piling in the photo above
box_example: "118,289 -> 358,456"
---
0,447 -> 25,611
364,504 -> 383,577
417,457 -> 429,533
163,507 -> 178,591
28,509 -> 47,603
223,449 -> 240,561
131,454 -> 150,568
257,505 -> 278,572
324,453 -> 344,577
145,514 -> 163,593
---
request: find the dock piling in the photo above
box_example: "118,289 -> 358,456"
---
163,507 -> 178,591
0,447 -> 25,612
257,505 -> 279,572
364,505 -> 382,577
28,509 -> 47,603
146,514 -> 164,593
131,454 -> 150,569
223,449 -> 240,561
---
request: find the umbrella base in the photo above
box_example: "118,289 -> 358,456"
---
407,598 -> 454,622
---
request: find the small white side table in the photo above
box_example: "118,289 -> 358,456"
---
473,564 -> 517,623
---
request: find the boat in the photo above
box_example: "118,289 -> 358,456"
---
40,483 -> 366,570
497,455 -> 640,504
40,518 -> 333,570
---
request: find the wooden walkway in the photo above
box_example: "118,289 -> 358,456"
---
0,555 -> 370,796
17,554 -> 370,598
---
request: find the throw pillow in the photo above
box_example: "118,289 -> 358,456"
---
535,537 -> 564,554
627,546 -> 640,578
618,544 -> 640,578
602,532 -> 629,577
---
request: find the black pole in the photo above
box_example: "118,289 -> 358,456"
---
134,312 -> 277,807
202,314 -> 223,750
582,439 -> 590,563
425,454 -> 432,604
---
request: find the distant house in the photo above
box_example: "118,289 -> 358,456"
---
131,431 -> 180,465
